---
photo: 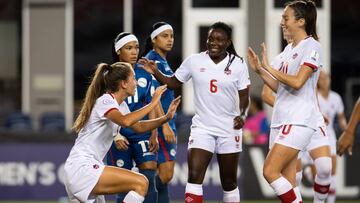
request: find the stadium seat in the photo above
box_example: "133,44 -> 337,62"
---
4,112 -> 33,131
40,112 -> 65,131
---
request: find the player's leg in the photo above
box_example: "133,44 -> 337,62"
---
309,145 -> 332,203
217,152 -> 240,203
327,155 -> 337,203
216,134 -> 242,203
156,135 -> 176,203
106,141 -> 134,203
185,130 -> 215,203
91,166 -> 148,203
264,125 -> 313,203
133,138 -> 159,203
307,127 -> 332,203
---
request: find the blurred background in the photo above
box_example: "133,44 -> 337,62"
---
0,0 -> 359,202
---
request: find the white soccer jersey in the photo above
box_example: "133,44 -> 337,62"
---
175,52 -> 250,137
271,37 -> 323,130
318,91 -> 344,138
67,93 -> 130,163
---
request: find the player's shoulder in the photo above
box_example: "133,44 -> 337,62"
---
96,93 -> 117,107
304,37 -> 321,49
330,91 -> 342,101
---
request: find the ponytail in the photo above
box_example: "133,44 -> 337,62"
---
73,62 -> 132,133
73,63 -> 109,133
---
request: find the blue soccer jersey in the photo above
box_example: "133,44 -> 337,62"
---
145,50 -> 177,163
107,64 -> 155,169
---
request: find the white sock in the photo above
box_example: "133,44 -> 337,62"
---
223,187 -> 240,203
123,191 -> 145,203
296,171 -> 303,188
294,186 -> 302,203
270,176 -> 293,196
185,183 -> 203,196
327,175 -> 336,203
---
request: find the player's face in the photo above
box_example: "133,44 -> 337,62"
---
125,68 -> 137,96
281,6 -> 304,39
206,28 -> 230,59
153,29 -> 174,52
118,41 -> 139,65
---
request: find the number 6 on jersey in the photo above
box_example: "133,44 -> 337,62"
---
210,79 -> 218,93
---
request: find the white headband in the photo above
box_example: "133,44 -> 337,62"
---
114,34 -> 138,52
150,24 -> 173,40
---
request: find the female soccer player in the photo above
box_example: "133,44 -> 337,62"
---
106,32 -> 161,203
140,22 -> 250,203
64,62 -> 180,203
248,1 -> 331,202
142,22 -> 177,203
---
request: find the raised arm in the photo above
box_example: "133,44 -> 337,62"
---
130,96 -> 181,133
138,58 -> 182,90
106,85 -> 167,127
261,43 -> 313,90
247,47 -> 279,92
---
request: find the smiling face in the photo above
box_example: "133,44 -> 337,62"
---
280,6 -> 305,41
118,41 -> 139,65
153,29 -> 174,53
206,28 -> 230,60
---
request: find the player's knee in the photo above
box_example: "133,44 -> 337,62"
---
263,164 -> 276,183
133,174 -> 149,196
159,171 -> 173,184
314,157 -> 332,179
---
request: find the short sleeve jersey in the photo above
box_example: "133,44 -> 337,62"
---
145,50 -> 176,133
271,37 -> 324,129
119,64 -> 153,141
175,52 -> 250,136
318,91 -> 344,135
67,94 -> 130,162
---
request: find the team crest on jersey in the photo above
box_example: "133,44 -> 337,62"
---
103,98 -> 114,105
137,77 -> 147,88
116,159 -> 125,167
200,67 -> 206,72
224,69 -> 232,75
170,149 -> 176,157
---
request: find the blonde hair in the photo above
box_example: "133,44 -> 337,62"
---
73,62 -> 132,133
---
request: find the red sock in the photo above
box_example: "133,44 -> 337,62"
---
314,182 -> 330,194
278,189 -> 296,203
185,193 -> 203,203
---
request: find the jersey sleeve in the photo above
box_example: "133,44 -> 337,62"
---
95,95 -> 119,120
300,43 -> 322,72
174,55 -> 192,82
236,60 -> 251,90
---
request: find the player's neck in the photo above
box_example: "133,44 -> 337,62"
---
154,48 -> 167,59
112,91 -> 126,104
292,31 -> 308,47
319,88 -> 330,99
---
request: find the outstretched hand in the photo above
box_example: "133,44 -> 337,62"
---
138,57 -> 158,74
247,47 -> 262,73
337,131 -> 354,156
151,85 -> 167,105
166,96 -> 181,120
